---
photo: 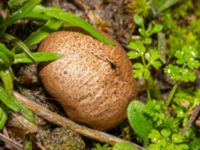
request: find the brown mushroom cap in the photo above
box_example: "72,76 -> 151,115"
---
38,29 -> 136,130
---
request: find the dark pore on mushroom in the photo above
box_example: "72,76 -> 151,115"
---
38,28 -> 137,130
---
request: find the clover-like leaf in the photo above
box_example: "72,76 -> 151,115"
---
175,45 -> 200,69
164,65 -> 196,82
133,63 -> 144,79
113,142 -> 136,150
127,51 -> 140,59
161,129 -> 171,138
150,24 -> 163,35
128,41 -> 146,54
134,14 -> 144,26
145,49 -> 162,69
172,134 -> 185,144
148,129 -> 161,143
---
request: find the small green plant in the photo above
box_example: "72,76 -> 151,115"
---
125,0 -> 151,17
91,142 -> 136,150
148,129 -> 189,150
91,144 -> 112,150
113,142 -> 136,150
164,45 -> 200,106
127,2 -> 200,149
128,14 -> 162,100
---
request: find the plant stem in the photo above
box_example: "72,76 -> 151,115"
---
166,83 -> 178,107
146,80 -> 151,101
141,55 -> 152,101
146,75 -> 155,101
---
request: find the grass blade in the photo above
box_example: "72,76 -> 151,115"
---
0,52 -> 12,68
0,0 -> 41,30
14,52 -> 62,64
0,85 -> 20,112
8,0 -> 29,10
152,0 -> 178,12
24,19 -> 63,47
16,100 -> 35,123
0,104 -> 8,130
0,85 -> 34,123
28,5 -> 113,45
0,43 -> 14,60
0,43 -> 14,67
3,33 -> 35,61
0,69 -> 13,94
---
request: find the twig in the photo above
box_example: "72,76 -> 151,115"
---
7,113 -> 38,134
36,141 -> 46,150
73,0 -> 90,11
0,132 -> 23,150
13,91 -> 145,150
181,103 -> 200,135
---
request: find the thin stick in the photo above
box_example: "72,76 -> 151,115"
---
0,132 -> 23,150
181,103 -> 200,135
13,91 -> 145,150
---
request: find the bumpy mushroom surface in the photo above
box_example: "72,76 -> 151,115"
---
38,29 -> 136,130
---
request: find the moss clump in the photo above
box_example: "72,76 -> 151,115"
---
42,127 -> 85,150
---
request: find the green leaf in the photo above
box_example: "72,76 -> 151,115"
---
31,5 -> 113,45
175,45 -> 200,69
161,129 -> 171,137
190,138 -> 200,150
1,0 -> 41,30
133,63 -> 151,79
157,32 -> 167,64
127,41 -> 146,53
23,5 -> 50,21
133,63 -> 145,79
0,69 -> 13,94
143,69 -> 151,79
8,0 -> 29,10
148,129 -> 161,143
172,134 -> 184,144
3,33 -> 35,62
14,52 -> 62,64
0,104 -> 8,130
0,85 -> 34,122
143,37 -> 152,45
16,100 -> 34,123
148,144 -> 160,150
149,24 -> 163,35
139,27 -> 146,37
0,85 -> 20,112
145,49 -> 162,69
127,100 -> 153,143
24,18 -> 63,47
113,142 -> 136,150
134,15 -> 144,26
127,51 -> 140,59
164,65 -> 196,82
0,52 -> 11,68
0,43 -> 14,67
152,0 -> 178,12
92,144 -> 112,150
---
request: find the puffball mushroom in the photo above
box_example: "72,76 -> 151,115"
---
38,29 -> 136,130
